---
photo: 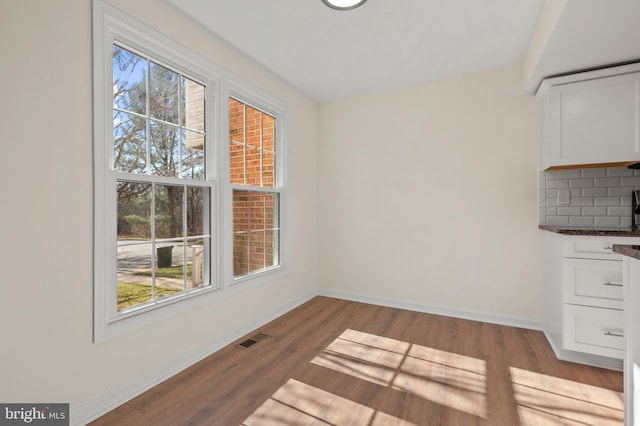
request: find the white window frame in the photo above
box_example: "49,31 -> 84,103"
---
93,1 -> 288,341
221,82 -> 288,285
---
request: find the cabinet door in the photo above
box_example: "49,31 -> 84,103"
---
549,72 -> 640,167
563,304 -> 624,359
563,236 -> 627,260
564,258 -> 623,309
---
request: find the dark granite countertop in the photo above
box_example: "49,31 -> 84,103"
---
613,244 -> 640,260
539,225 -> 640,237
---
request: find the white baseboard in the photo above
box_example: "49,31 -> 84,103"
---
318,289 -> 544,331
71,291 -> 316,426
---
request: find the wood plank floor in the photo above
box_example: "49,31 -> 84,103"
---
91,296 -> 624,425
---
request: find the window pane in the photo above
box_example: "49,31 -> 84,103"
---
263,150 -> 275,188
186,187 -> 206,237
150,120 -> 180,177
113,45 -> 147,116
246,107 -> 261,148
265,229 -> 278,267
246,146 -> 261,186
262,114 -> 275,151
250,192 -> 266,230
113,110 -> 146,173
229,98 -> 245,143
249,231 -> 266,272
265,193 -> 279,229
233,190 -> 279,277
229,142 -> 245,184
154,243 -> 184,301
117,243 -> 153,310
233,232 -> 249,277
149,62 -> 179,124
233,190 -> 251,232
155,184 -> 184,239
184,77 -> 205,132
117,181 -> 152,240
228,98 -> 276,188
183,130 -> 205,180
186,239 -> 206,289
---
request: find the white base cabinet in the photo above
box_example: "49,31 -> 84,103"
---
623,256 -> 640,426
544,233 -> 640,368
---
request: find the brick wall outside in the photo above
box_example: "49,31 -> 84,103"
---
229,98 -> 278,276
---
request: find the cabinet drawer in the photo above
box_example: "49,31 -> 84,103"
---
563,258 -> 623,309
563,237 -> 625,260
563,304 -> 624,359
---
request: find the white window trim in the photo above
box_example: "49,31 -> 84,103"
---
93,0 -> 288,342
221,81 -> 289,285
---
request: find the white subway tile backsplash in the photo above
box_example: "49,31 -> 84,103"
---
569,178 -> 594,188
582,206 -> 607,216
594,177 -> 621,187
541,166 -> 637,227
607,167 -> 634,177
570,216 -> 594,226
595,197 -> 620,206
558,169 -> 581,179
582,188 -> 607,197
608,206 -> 630,216
608,186 -> 635,197
595,216 -> 621,227
620,176 -> 640,186
570,197 -> 594,206
581,168 -> 607,178
558,207 -> 582,216
547,179 -> 569,189
547,216 -> 569,226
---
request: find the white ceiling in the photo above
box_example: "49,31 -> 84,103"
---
524,0 -> 640,92
166,0 -> 544,102
166,0 -> 640,102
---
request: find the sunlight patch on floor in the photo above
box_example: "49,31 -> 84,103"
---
510,366 -> 623,426
311,329 -> 487,418
242,378 -> 417,426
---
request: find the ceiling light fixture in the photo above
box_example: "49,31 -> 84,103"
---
322,0 -> 368,10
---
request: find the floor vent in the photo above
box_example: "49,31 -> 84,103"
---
236,332 -> 270,350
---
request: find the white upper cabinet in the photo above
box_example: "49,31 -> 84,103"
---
538,63 -> 640,170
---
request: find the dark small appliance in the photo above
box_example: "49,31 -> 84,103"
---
633,190 -> 640,230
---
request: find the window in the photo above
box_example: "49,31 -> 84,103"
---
113,45 -> 212,311
94,1 -> 287,340
229,99 -> 281,279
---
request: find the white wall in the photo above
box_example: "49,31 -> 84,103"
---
317,63 -> 544,321
0,0 -> 317,419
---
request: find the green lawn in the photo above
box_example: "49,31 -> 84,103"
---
134,263 -> 193,279
117,264 -> 199,310
117,282 -> 182,310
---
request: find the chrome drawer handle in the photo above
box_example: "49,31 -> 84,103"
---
603,245 -> 613,250
603,282 -> 623,287
604,331 -> 624,338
